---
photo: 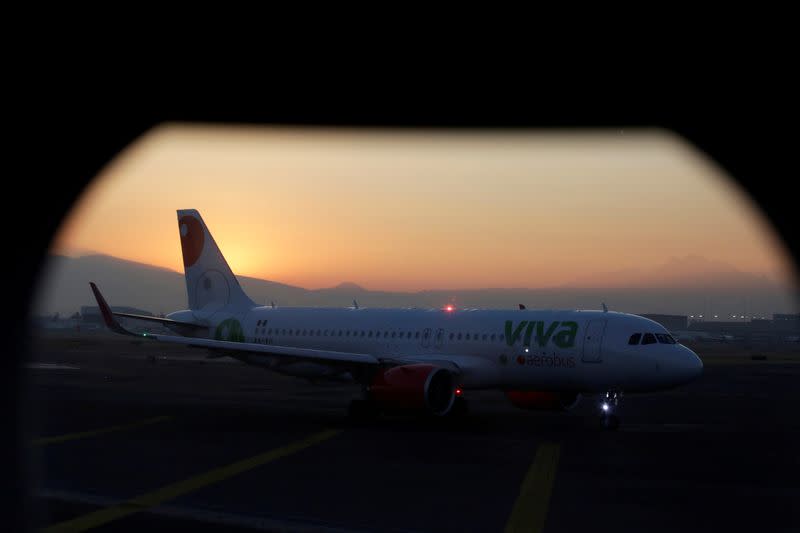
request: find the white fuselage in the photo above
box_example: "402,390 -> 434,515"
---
170,307 -> 703,394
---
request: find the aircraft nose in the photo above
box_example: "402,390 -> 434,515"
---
672,346 -> 703,384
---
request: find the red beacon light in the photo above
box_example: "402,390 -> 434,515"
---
455,387 -> 463,397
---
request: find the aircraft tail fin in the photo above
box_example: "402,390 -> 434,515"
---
177,209 -> 255,312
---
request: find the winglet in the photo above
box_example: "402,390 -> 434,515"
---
89,282 -> 136,336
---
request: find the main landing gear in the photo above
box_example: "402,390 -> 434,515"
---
600,390 -> 623,430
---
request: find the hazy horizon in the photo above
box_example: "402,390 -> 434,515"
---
46,250 -> 789,292
33,252 -> 799,319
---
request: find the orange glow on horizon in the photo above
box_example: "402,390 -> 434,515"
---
50,124 -> 797,292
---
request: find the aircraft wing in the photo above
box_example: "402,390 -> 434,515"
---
112,312 -> 209,331
90,282 -> 496,376
90,282 -> 379,366
144,333 -> 380,365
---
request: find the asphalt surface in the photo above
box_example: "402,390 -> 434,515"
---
22,331 -> 800,532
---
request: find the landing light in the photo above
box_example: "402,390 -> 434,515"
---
445,305 -> 455,312
602,402 -> 609,412
524,347 -> 529,353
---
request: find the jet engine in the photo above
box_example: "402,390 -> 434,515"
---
505,390 -> 581,411
369,364 -> 457,416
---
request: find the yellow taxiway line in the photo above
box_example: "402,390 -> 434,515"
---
44,429 -> 342,532
32,416 -> 173,446
505,442 -> 561,533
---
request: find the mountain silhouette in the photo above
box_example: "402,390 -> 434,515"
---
32,253 -> 797,318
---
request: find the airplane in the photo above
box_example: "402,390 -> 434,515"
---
89,209 -> 704,430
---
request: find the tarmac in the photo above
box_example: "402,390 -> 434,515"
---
22,331 -> 800,532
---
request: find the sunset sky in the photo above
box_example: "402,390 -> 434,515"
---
51,124 -> 796,291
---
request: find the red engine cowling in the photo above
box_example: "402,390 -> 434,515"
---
369,364 -> 456,416
505,390 -> 581,411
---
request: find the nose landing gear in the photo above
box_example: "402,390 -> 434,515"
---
600,390 -> 623,430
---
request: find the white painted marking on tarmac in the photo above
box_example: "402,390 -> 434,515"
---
27,363 -> 80,370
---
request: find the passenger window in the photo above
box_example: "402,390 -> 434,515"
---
449,333 -> 454,340
482,334 -> 487,341
499,334 -> 504,342
338,330 -> 343,336
465,333 -> 470,340
457,333 -> 462,340
628,333 -> 642,345
384,331 -> 389,338
415,332 -> 420,339
391,332 -> 396,338
491,334 -> 496,341
642,333 -> 657,345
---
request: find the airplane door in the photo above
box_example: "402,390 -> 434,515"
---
434,328 -> 445,349
421,328 -> 432,348
582,320 -> 606,362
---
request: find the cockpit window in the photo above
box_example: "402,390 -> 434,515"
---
641,333 -> 657,345
628,333 -> 642,345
